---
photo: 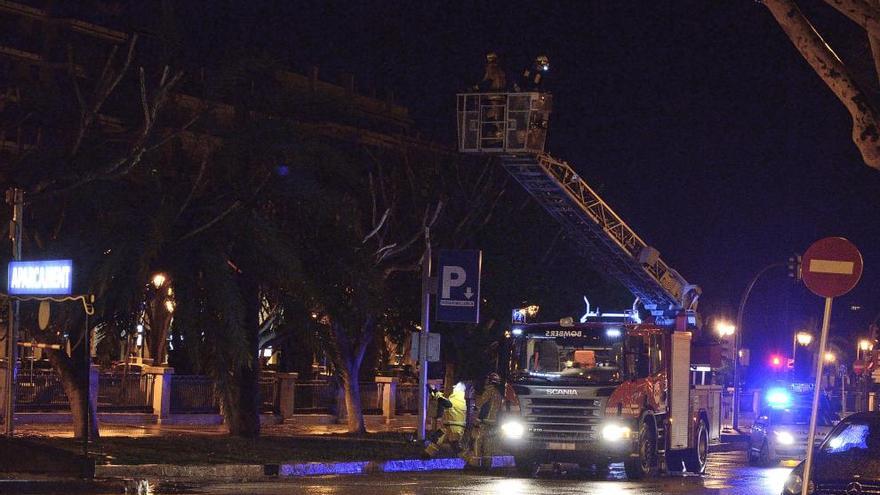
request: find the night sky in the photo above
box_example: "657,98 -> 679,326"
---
173,1 -> 880,368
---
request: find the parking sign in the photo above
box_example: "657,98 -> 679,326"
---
436,250 -> 482,323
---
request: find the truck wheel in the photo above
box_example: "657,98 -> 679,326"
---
514,454 -> 539,477
684,419 -> 709,474
624,420 -> 658,479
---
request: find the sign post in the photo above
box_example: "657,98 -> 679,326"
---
417,229 -> 432,442
799,237 -> 863,495
3,188 -> 22,437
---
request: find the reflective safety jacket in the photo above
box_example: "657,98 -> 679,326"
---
443,388 -> 467,430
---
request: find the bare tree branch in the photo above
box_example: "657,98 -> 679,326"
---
823,0 -> 880,38
176,152 -> 210,220
178,200 -> 242,242
765,0 -> 880,170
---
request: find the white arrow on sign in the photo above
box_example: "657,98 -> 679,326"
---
441,265 -> 466,298
464,287 -> 474,299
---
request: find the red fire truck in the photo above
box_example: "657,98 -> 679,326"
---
456,92 -> 720,478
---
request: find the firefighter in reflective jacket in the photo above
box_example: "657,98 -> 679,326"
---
463,372 -> 503,466
425,382 -> 467,457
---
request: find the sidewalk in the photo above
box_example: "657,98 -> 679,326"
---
13,417 -> 417,438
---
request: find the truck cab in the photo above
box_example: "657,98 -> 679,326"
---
499,318 -> 714,478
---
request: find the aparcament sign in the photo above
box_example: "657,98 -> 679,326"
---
7,260 -> 74,295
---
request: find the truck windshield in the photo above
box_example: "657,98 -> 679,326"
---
516,337 -> 624,384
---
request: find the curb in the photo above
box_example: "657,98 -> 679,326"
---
0,479 -> 126,494
95,464 -> 267,480
94,456 -> 515,480
709,441 -> 747,453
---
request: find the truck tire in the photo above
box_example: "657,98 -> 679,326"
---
624,419 -> 658,479
684,419 -> 709,474
514,454 -> 539,477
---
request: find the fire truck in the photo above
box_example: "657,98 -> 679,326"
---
456,92 -> 720,478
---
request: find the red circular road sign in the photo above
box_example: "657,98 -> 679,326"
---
801,237 -> 863,298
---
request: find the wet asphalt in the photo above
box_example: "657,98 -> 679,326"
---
127,451 -> 795,495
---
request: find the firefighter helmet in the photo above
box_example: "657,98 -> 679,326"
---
485,372 -> 501,385
486,52 -> 499,63
535,55 -> 549,71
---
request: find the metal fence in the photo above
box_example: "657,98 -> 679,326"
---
169,375 -> 219,414
15,369 -> 69,411
98,373 -> 154,412
259,375 -> 279,413
292,380 -> 337,413
396,384 -> 418,414
359,382 -> 382,415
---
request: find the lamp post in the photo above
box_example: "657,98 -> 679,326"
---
858,339 -> 872,361
792,331 -> 813,369
733,262 -> 785,431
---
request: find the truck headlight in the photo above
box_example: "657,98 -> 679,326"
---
501,419 -> 525,440
601,423 -> 631,442
775,430 -> 795,445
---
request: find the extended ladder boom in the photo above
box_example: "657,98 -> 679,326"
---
456,92 -> 699,318
501,153 -> 698,316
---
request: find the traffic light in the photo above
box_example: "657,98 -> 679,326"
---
771,354 -> 783,369
787,254 -> 802,281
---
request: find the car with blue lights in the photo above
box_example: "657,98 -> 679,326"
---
749,385 -> 836,466
782,412 -> 880,495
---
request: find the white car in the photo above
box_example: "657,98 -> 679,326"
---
748,406 -> 835,466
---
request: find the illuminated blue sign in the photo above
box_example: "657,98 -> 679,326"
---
436,250 -> 482,323
8,259 -> 73,295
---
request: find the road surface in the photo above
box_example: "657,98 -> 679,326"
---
132,451 -> 795,495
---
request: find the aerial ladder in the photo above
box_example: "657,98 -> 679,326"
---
456,92 -> 701,324
457,92 -> 717,477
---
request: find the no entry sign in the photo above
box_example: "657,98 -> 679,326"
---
801,237 -> 863,299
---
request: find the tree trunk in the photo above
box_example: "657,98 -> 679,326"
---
223,277 -> 261,437
222,363 -> 261,437
341,367 -> 366,434
46,349 -> 98,440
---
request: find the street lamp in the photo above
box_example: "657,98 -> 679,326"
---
733,261 -> 786,431
792,331 -> 813,368
858,339 -> 873,361
152,273 -> 167,288
715,320 -> 736,339
824,352 -> 836,363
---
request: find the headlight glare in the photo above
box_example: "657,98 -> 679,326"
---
784,473 -> 802,494
501,419 -> 525,440
784,473 -> 814,495
601,423 -> 631,442
775,430 -> 795,445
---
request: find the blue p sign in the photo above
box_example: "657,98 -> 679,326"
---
436,250 -> 481,323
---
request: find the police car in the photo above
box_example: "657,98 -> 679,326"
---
748,384 -> 837,466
